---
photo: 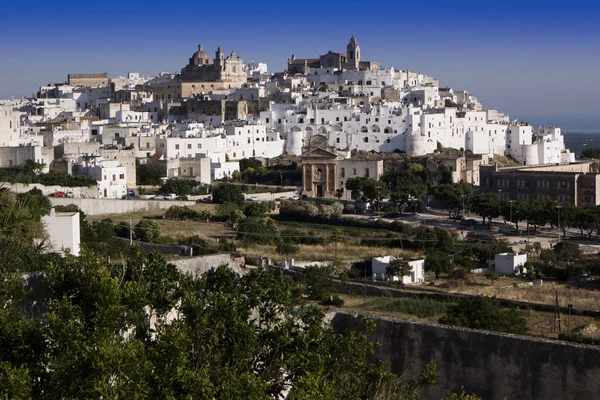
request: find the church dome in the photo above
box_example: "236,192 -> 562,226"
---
191,44 -> 212,66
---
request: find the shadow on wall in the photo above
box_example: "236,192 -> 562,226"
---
329,311 -> 600,400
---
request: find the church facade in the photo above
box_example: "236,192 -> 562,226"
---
149,44 -> 247,101
288,36 -> 380,75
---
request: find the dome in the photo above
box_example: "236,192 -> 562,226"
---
191,44 -> 212,66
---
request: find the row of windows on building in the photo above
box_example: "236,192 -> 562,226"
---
512,193 -> 572,202
340,167 -> 369,178
497,179 -> 572,189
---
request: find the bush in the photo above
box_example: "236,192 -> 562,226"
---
440,296 -> 528,334
320,295 -> 345,307
164,206 -> 211,221
212,183 -> 245,206
134,219 -> 161,243
383,298 -> 450,318
276,240 -> 299,256
159,178 -> 197,195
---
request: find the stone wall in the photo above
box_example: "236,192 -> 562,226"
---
48,197 -> 197,215
168,252 -> 245,275
330,311 -> 600,400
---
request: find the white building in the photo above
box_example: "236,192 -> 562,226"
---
493,252 -> 527,276
73,156 -> 128,199
42,208 -> 81,256
371,256 -> 425,284
156,122 -> 284,164
0,104 -> 20,146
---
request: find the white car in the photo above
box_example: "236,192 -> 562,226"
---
163,193 -> 177,200
247,196 -> 260,202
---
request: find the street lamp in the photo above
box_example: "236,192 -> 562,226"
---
509,200 -> 514,227
461,194 -> 467,216
556,205 -> 562,242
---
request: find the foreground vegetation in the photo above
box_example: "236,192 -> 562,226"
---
0,247 -> 450,399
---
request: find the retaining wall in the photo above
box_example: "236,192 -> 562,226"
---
7,182 -> 97,198
168,252 -> 246,275
330,311 -> 600,400
49,197 -> 197,215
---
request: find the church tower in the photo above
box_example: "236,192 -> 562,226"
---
215,46 -> 225,70
346,35 -> 360,70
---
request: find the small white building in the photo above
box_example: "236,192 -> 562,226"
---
42,208 -> 81,256
371,256 -> 425,284
493,252 -> 527,275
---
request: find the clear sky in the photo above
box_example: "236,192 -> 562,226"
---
1,0 -> 599,130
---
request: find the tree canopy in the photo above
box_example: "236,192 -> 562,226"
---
0,248 -> 439,399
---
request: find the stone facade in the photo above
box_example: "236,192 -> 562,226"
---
288,36 -> 379,75
67,73 -> 109,88
479,162 -> 600,206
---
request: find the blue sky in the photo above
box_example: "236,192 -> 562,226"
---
1,0 -> 599,130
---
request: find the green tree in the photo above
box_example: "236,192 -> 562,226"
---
440,296 -> 528,334
134,219 -> 161,243
581,148 -> 600,159
485,270 -> 500,286
386,258 -> 412,282
471,192 -> 500,226
136,161 -> 165,185
425,251 -> 453,279
159,178 -> 196,195
212,183 -> 245,206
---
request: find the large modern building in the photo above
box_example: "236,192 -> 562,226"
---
479,162 -> 600,206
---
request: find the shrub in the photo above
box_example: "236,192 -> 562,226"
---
164,206 -> 211,221
134,219 -> 161,243
212,183 -> 245,206
382,298 -> 450,318
440,296 -> 528,334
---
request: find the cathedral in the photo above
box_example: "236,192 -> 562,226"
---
148,44 -> 247,100
179,44 -> 246,85
287,36 -> 380,75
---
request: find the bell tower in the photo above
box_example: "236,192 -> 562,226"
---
346,35 -> 360,70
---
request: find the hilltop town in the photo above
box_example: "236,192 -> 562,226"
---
1,36 -> 600,399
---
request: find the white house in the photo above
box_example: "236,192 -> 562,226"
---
371,256 -> 425,284
493,252 -> 527,275
42,208 -> 81,256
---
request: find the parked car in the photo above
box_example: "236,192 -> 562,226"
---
65,191 -> 74,198
50,191 -> 66,198
367,216 -> 379,222
201,196 -> 213,203
163,193 -> 177,200
153,195 -> 165,200
175,195 -> 189,201
499,225 -> 517,234
122,194 -> 134,200
290,196 -> 300,200
246,196 -> 260,202
460,218 -> 479,226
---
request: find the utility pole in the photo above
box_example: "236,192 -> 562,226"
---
129,218 -> 133,245
556,205 -> 562,242
554,287 -> 561,333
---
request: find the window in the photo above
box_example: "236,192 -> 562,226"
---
112,175 -> 116,181
365,168 -> 370,178
336,138 -> 340,143
353,168 -> 357,175
175,144 -> 180,149
187,144 -> 192,149
197,144 -> 201,149
341,168 -> 345,177
119,174 -> 125,179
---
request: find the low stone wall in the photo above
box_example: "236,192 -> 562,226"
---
49,197 -> 197,215
168,253 -> 246,276
330,311 -> 600,400
7,182 -> 97,198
